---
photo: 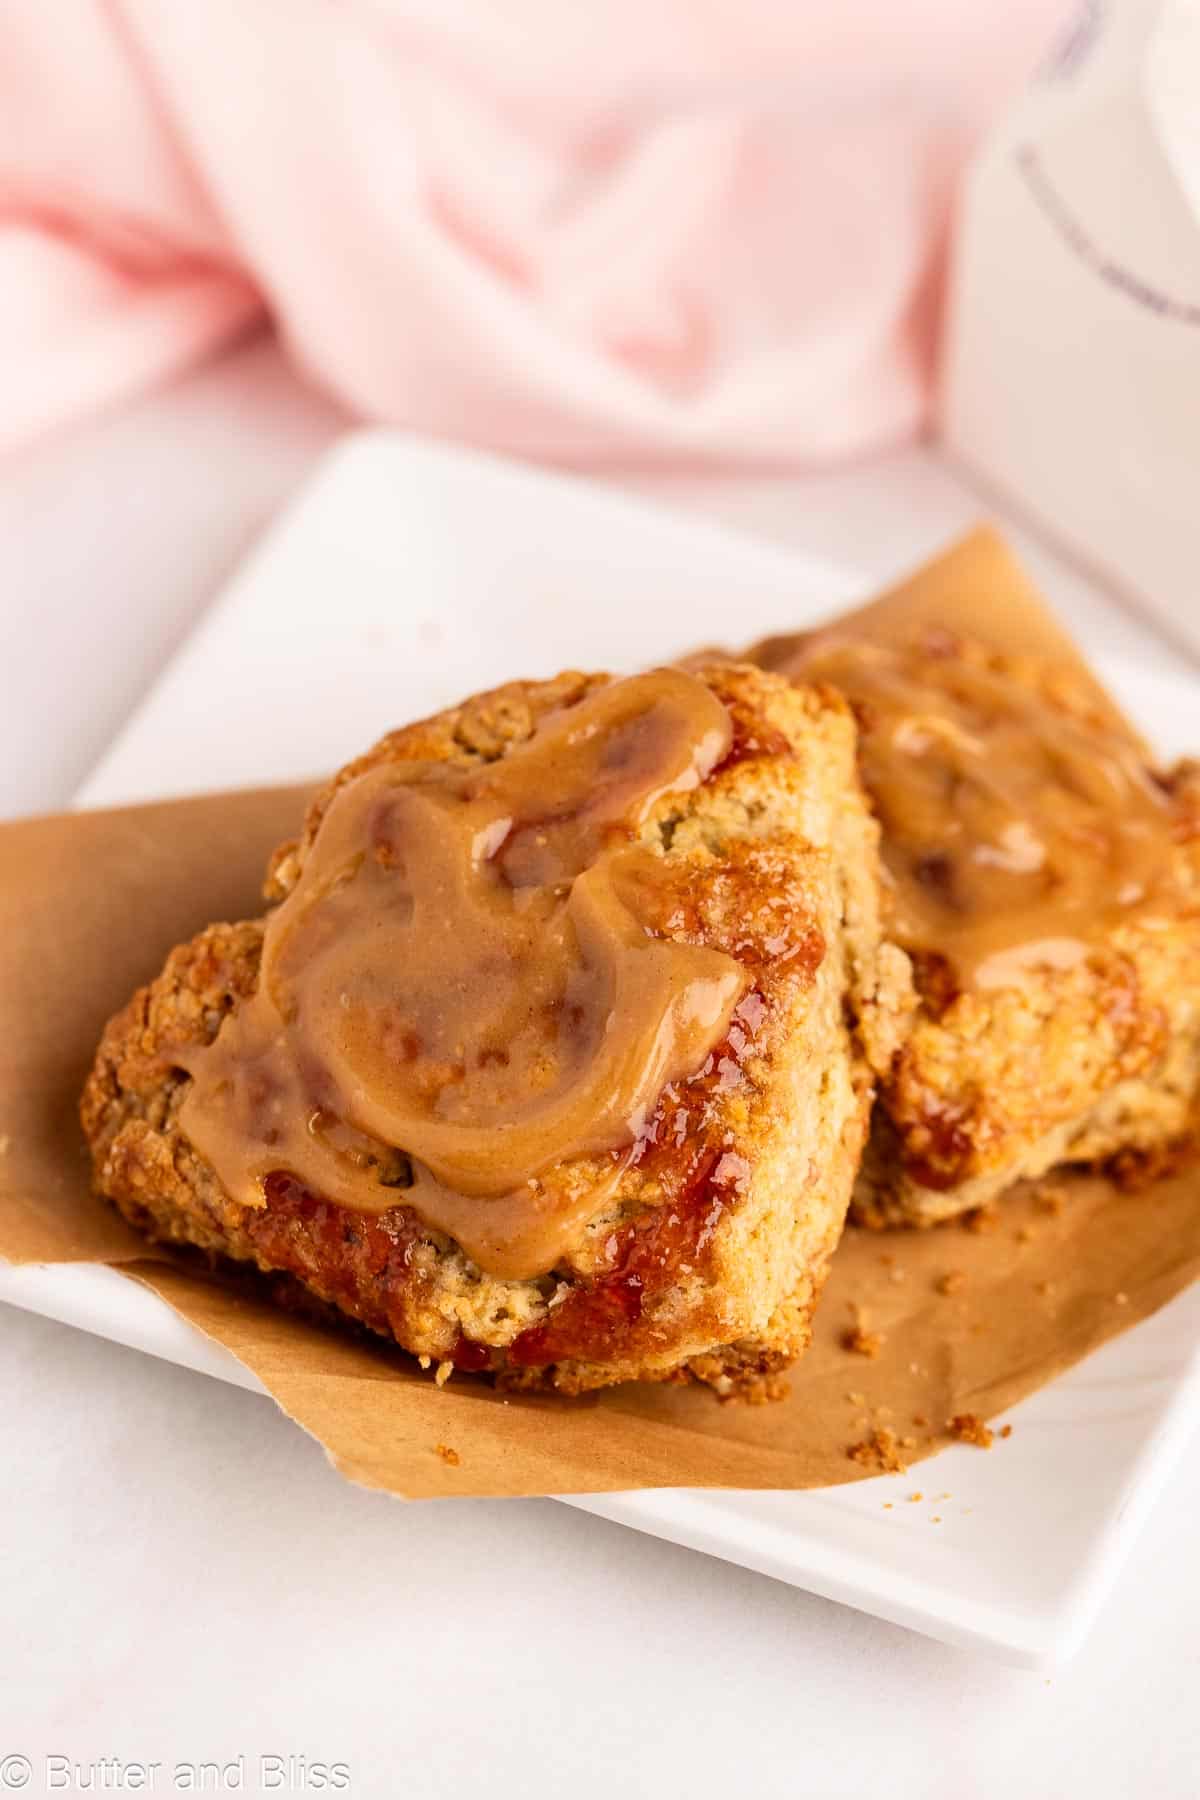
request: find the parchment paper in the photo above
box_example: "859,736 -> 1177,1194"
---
0,528 -> 1196,1500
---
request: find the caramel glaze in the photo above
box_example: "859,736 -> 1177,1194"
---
754,626 -> 1181,994
177,670 -> 752,1280
244,986 -> 778,1375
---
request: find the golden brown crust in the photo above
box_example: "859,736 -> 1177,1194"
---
82,663 -> 906,1393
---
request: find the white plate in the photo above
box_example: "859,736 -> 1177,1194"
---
7,431 -> 1199,1668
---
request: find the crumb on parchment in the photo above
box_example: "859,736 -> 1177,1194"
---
962,1206 -> 998,1235
848,1428 -> 907,1474
948,1412 -> 994,1449
435,1444 -> 460,1467
842,1324 -> 884,1358
936,1269 -> 967,1296
721,1374 -> 791,1406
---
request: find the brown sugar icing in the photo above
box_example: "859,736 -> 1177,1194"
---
754,627 -> 1179,990
177,670 -> 748,1278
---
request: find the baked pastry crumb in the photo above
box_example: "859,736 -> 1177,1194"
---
848,1428 -> 907,1474
948,1412 -> 994,1448
718,1373 -> 792,1406
842,1323 -> 884,1358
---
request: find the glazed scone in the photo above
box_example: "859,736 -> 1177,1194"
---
81,663 -> 909,1395
750,613 -> 1200,1228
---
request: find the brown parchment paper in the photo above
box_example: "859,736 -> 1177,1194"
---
1,526 -> 1198,1500
812,522 -> 1117,673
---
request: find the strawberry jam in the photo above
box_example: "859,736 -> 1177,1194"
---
507,992 -> 768,1368
251,1170 -> 425,1339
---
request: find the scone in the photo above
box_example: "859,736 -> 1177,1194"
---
749,541 -> 1200,1226
81,662 -> 909,1394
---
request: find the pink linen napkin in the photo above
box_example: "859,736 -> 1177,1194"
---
0,0 -> 1070,467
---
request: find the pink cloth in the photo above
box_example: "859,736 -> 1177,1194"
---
1,1 -> 1069,468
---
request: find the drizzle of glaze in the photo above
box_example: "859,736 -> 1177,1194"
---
177,669 -> 750,1280
753,626 -> 1180,991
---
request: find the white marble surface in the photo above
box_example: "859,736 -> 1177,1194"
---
2,331 -> 1197,1798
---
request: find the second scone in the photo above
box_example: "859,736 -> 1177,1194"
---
749,535 -> 1200,1226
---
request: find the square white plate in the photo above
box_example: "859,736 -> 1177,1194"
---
6,431 -> 1199,1666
